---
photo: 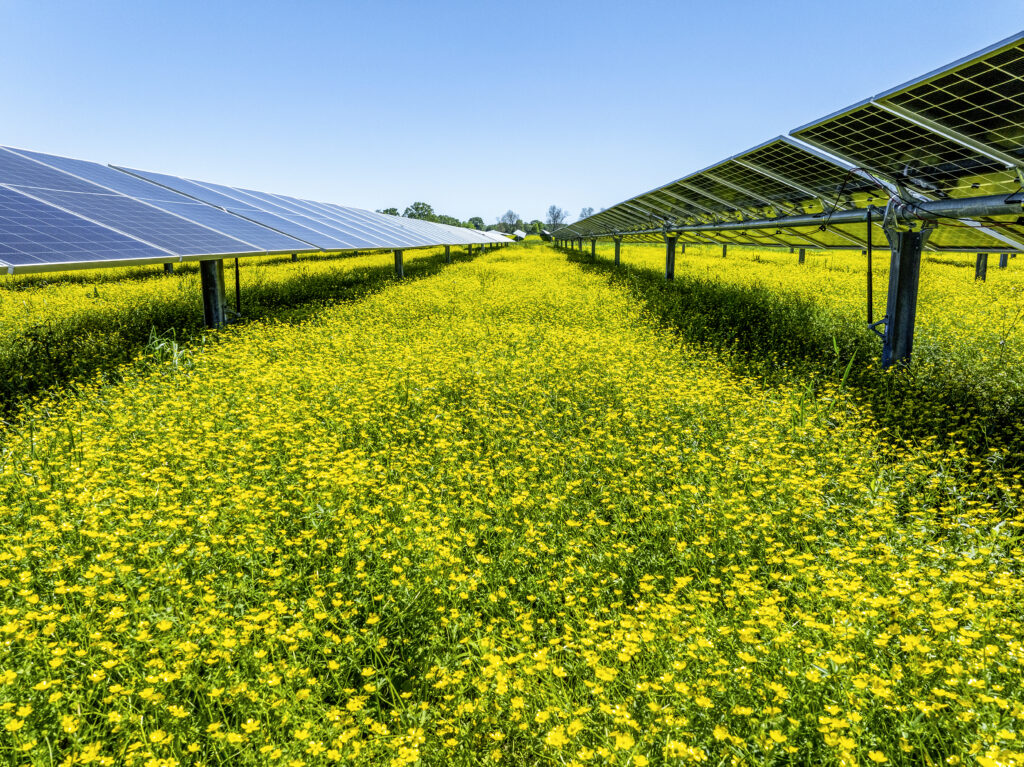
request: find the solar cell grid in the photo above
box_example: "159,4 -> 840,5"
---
0,148 -> 106,194
707,162 -> 812,210
20,188 -> 260,256
742,140 -> 875,197
883,40 -> 1024,160
118,169 -> 265,212
794,104 -> 1011,196
682,174 -> 767,214
269,197 -> 399,247
0,185 -> 168,268
11,149 -> 186,203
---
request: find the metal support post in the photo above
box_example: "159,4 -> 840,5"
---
591,239 -> 596,258
866,210 -> 874,325
798,248 -> 805,264
613,237 -> 621,266
680,242 -> 685,254
975,253 -> 988,281
665,235 -> 677,281
234,257 -> 241,315
722,243 -> 728,258
164,263 -> 174,274
394,249 -> 404,278
879,227 -> 930,368
445,245 -> 451,264
291,253 -> 298,262
999,252 -> 1009,269
200,259 -> 228,328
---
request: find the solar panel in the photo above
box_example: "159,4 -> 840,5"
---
118,168 -> 356,250
233,190 -> 396,249
877,32 -> 1024,164
298,203 -> 421,248
4,148 -> 312,253
0,148 -> 261,257
300,201 -> 436,247
793,102 -> 1014,198
0,185 -> 169,270
183,179 -> 368,249
320,204 -> 438,247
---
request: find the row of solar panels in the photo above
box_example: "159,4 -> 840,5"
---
561,31 -> 1024,253
0,146 -> 511,274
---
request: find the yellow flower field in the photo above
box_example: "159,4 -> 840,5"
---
0,243 -> 1022,766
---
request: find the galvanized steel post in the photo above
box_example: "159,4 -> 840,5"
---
975,253 -> 988,281
164,263 -> 174,274
798,248 -> 805,264
613,237 -> 622,266
665,235 -> 678,281
881,228 -> 930,368
591,239 -> 596,259
291,253 -> 298,262
722,243 -> 728,258
394,249 -> 404,278
445,245 -> 451,264
200,259 -> 228,328
1000,252 -> 1009,269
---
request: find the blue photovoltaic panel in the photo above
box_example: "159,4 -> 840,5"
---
322,203 -> 437,247
11,149 -> 190,203
121,168 -> 355,250
18,188 -> 261,256
251,193 -> 399,248
0,148 -> 105,193
0,149 -> 262,257
192,180 -> 370,249
0,185 -> 168,269
117,168 -> 266,211
7,148 -> 312,253
311,203 -> 435,247
129,198 -> 311,252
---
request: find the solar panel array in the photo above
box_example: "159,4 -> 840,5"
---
563,31 -> 1024,253
0,148 -> 510,274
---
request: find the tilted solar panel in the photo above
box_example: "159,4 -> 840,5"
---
118,168 -> 353,250
877,31 -> 1024,164
4,148 -> 312,253
0,185 -> 169,270
0,148 -> 261,258
793,102 -> 1015,198
232,189 -> 395,249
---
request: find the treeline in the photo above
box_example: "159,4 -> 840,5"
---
376,203 -> 583,235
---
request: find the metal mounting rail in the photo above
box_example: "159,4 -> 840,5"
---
568,194 -> 1023,240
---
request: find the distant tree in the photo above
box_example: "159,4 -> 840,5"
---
528,220 -> 543,234
468,216 -> 484,230
579,207 -> 594,220
403,202 -> 436,221
377,207 -> 399,216
498,210 -> 519,233
434,214 -> 464,227
545,205 -> 568,230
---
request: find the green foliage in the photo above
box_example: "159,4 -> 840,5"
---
403,201 -> 435,220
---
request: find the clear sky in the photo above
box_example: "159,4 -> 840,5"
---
2,1 -> 1022,225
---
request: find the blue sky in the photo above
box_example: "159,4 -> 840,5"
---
2,1 -> 1022,225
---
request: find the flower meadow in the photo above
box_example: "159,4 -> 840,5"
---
0,248 -> 444,414
573,239 -> 1024,458
0,244 -> 1022,766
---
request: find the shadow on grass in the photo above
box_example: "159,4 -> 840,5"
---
563,248 -> 1023,461
0,247 -> 480,420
